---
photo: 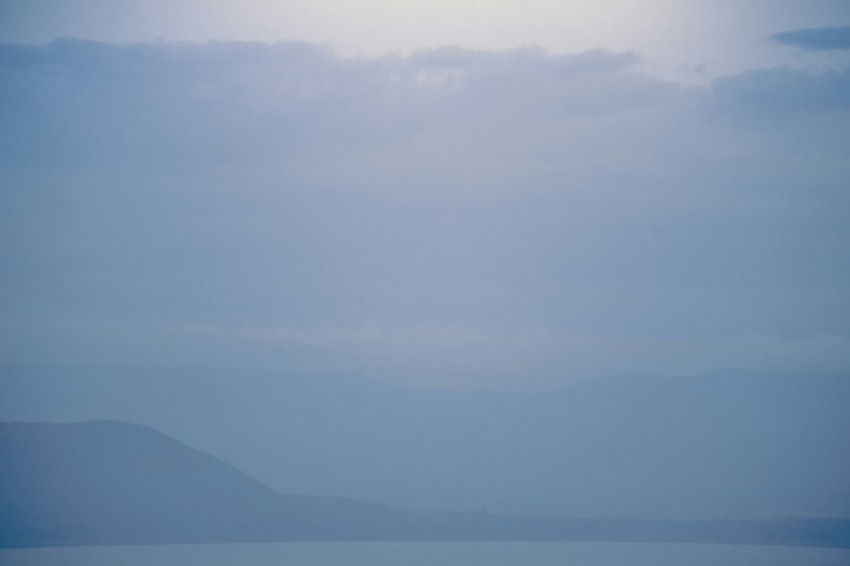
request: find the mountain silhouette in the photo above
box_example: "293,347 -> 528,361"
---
2,419 -> 848,548
2,368 -> 848,519
0,420 -> 398,546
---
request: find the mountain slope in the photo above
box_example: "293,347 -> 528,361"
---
1,367 -> 849,519
1,420 -> 848,548
0,420 -> 395,546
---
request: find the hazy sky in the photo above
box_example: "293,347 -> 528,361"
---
1,2 -> 849,388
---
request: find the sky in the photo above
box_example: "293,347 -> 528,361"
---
1,1 -> 850,389
3,1 -> 850,81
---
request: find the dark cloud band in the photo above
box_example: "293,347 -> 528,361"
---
770,26 -> 850,51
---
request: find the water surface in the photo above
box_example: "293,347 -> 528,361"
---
2,541 -> 849,566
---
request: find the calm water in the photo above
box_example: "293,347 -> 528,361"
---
2,541 -> 849,566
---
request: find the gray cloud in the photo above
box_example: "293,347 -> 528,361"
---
771,26 -> 850,51
1,41 -> 849,387
712,66 -> 850,116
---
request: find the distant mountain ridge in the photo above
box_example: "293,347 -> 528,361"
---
0,420 -> 398,546
1,367 -> 849,519
2,420 -> 849,548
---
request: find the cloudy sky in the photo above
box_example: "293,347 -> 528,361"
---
1,1 -> 849,389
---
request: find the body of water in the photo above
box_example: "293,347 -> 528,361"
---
2,541 -> 849,566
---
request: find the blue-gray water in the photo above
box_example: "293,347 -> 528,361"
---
2,542 -> 849,566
